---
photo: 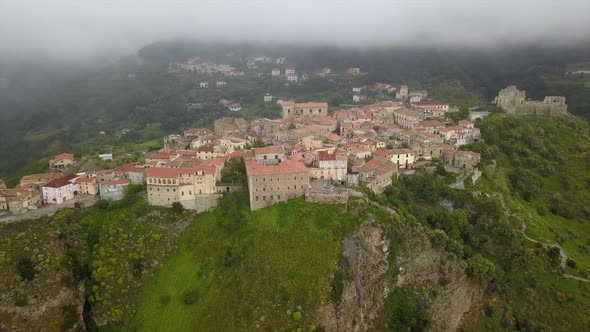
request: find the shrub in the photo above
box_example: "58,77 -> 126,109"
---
95,199 -> 110,210
16,257 -> 37,281
182,289 -> 199,305
330,270 -> 346,305
430,229 -> 448,247
292,311 -> 302,321
171,202 -> 184,214
466,254 -> 496,284
566,259 -> 577,269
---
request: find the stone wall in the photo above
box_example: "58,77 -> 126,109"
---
305,188 -> 349,204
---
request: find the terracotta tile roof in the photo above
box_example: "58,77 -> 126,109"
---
417,120 -> 444,127
44,175 -> 78,188
442,149 -> 455,155
295,102 -> 328,108
76,177 -> 96,183
115,163 -> 144,173
146,152 -> 173,160
359,157 -> 389,172
146,167 -> 178,178
394,108 -> 420,117
246,160 -> 308,176
52,153 -> 74,161
254,145 -> 284,155
20,173 -> 62,183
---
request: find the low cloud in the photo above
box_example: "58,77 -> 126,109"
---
0,0 -> 589,60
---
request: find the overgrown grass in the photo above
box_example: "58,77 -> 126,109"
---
131,193 -> 358,331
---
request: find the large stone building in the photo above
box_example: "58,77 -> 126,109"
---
393,108 -> 421,129
308,150 -> 348,183
493,85 -> 567,116
146,166 -> 219,212
246,159 -> 309,210
282,101 -> 328,119
443,150 -> 481,172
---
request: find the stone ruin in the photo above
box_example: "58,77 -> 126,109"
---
493,85 -> 567,116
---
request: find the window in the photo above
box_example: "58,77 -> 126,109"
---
167,188 -> 169,192
189,191 -> 192,195
263,196 -> 266,201
256,196 -> 259,201
181,191 -> 184,196
278,195 -> 281,200
294,185 -> 297,189
270,195 -> 274,200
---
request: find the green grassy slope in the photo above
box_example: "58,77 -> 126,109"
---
131,193 -> 358,331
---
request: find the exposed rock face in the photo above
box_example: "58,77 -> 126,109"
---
319,221 -> 390,332
396,224 -> 483,332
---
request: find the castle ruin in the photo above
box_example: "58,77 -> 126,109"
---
493,85 -> 567,116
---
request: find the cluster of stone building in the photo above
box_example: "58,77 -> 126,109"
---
493,85 -> 568,116
1,91 -> 486,214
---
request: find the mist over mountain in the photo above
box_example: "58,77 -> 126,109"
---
1,0 -> 589,60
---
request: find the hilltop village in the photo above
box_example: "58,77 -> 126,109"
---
0,56 -> 569,216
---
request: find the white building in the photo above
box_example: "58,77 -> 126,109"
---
199,81 -> 209,88
271,69 -> 281,76
313,151 -> 347,182
220,136 -> 249,152
264,93 -> 273,102
285,68 -> 296,75
228,103 -> 242,112
42,175 -> 79,204
287,74 -> 298,82
389,149 -> 415,169
216,81 -> 227,87
353,94 -> 367,103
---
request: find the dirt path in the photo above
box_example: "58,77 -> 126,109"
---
494,192 -> 590,283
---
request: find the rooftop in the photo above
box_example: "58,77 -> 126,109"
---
44,175 -> 78,188
52,153 -> 74,162
246,160 -> 308,177
254,145 -> 285,155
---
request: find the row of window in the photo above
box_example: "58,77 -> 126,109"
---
255,176 -> 304,182
255,185 -> 298,192
149,178 -> 177,185
149,187 -> 176,192
255,195 -> 281,201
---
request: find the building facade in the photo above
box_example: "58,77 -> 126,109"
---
246,160 -> 309,210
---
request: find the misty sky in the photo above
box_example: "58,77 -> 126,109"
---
1,0 -> 589,59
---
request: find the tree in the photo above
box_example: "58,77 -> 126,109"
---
171,202 -> 184,214
466,254 -> 496,284
16,257 -> 37,281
